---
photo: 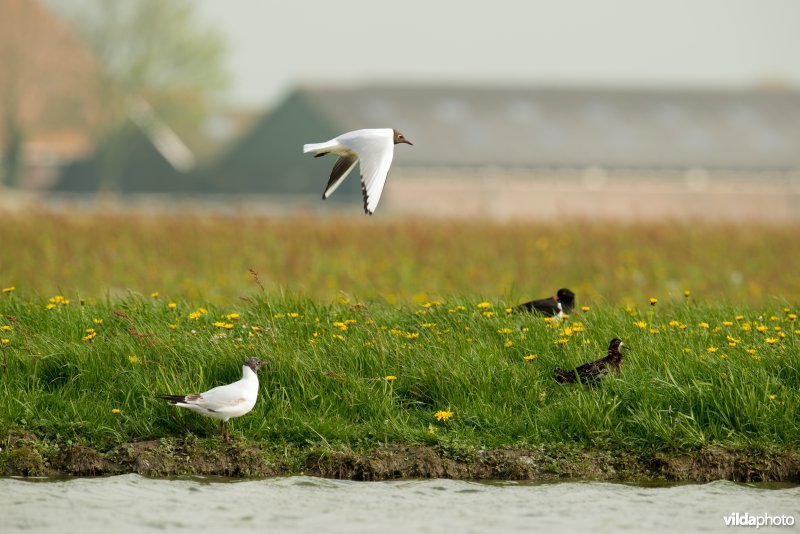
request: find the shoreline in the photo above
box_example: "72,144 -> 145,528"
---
2,436 -> 798,483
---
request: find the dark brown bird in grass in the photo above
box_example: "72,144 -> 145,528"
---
516,288 -> 575,317
554,338 -> 627,385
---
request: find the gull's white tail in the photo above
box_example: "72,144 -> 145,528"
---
303,140 -> 339,154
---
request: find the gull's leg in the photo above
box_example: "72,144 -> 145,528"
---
219,420 -> 225,441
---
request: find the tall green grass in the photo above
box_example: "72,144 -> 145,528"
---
1,292 -> 797,453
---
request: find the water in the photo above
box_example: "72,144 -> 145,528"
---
2,475 -> 798,533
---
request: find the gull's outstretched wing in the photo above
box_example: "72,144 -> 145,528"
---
345,135 -> 394,215
322,154 -> 359,199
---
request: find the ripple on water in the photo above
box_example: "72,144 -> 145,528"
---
1,476 -> 798,534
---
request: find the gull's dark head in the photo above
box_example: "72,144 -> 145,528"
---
608,338 -> 628,352
244,357 -> 264,372
393,129 -> 413,145
556,288 -> 575,307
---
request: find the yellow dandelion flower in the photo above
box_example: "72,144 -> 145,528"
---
82,331 -> 97,342
128,355 -> 139,364
719,354 -> 728,359
562,327 -> 573,336
698,322 -> 710,328
92,318 -> 103,325
252,325 -> 262,331
434,410 -> 453,422
683,348 -> 692,353
741,323 -> 752,332
406,332 -> 420,340
226,313 -> 240,320
482,311 -> 495,318
332,334 -> 345,341
497,327 -> 514,334
765,338 -> 779,345
422,323 -> 437,329
112,408 -> 121,414
288,312 -> 300,318
707,347 -> 718,353
504,340 -> 514,348
151,292 -> 159,298
2,286 -> 15,293
768,395 -> 776,401
0,325 -> 11,331
756,325 -> 768,332
634,321 -> 648,329
1,338 -> 9,344
213,321 -> 226,328
649,328 -> 660,334
504,307 -> 513,313
477,301 -> 491,309
683,290 -> 691,298
168,324 -> 177,329
649,298 -> 658,306
168,302 -> 177,309
45,303 -> 57,310
523,354 -> 538,361
385,375 -> 397,382
556,338 -> 568,345
788,313 -> 797,321
581,306 -> 590,312
722,321 -> 733,327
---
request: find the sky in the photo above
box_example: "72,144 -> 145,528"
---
191,0 -> 800,109
51,0 -> 800,109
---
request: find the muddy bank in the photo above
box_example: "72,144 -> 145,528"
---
1,434 -> 798,483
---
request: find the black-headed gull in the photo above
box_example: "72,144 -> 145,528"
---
515,288 -> 576,318
303,128 -> 413,215
161,357 -> 264,443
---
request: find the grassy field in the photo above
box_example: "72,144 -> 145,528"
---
0,212 -> 798,472
1,211 -> 799,305
0,290 -> 797,454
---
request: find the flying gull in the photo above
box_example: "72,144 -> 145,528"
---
161,357 -> 264,443
303,128 -> 413,215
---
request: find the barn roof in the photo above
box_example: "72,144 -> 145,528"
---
297,85 -> 800,170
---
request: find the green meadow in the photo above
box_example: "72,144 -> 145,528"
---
0,292 -> 797,453
0,212 -> 798,476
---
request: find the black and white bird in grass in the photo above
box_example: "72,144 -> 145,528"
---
161,357 -> 264,443
515,288 -> 576,317
303,128 -> 413,215
554,338 -> 627,385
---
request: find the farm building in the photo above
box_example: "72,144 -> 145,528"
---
204,85 -> 800,219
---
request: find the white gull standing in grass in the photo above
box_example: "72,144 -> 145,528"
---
160,357 -> 264,443
303,128 -> 413,215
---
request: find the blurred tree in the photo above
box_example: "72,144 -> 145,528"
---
63,0 -> 228,190
0,0 -> 100,188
